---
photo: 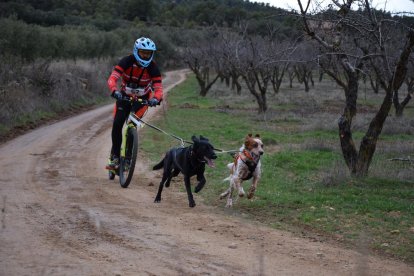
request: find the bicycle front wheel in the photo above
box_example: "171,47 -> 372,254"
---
119,127 -> 138,188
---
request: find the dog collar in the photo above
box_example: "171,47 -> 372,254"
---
242,149 -> 259,162
188,146 -> 206,168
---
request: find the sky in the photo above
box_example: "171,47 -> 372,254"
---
253,0 -> 414,13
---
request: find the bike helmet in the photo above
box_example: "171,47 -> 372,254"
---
133,37 -> 157,67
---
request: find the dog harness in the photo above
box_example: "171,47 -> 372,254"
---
172,147 -> 186,173
172,146 -> 204,175
234,150 -> 258,180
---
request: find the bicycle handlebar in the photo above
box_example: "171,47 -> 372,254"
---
119,96 -> 150,105
120,94 -> 142,104
117,93 -> 161,107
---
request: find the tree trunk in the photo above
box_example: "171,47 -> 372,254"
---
271,79 -> 282,94
338,72 -> 359,174
356,90 -> 393,176
199,74 -> 220,97
304,79 -> 310,92
243,75 -> 268,114
393,88 -> 412,117
271,66 -> 285,94
354,30 -> 414,175
369,76 -> 379,94
253,93 -> 267,113
194,73 -> 206,95
288,71 -> 295,88
231,73 -> 242,95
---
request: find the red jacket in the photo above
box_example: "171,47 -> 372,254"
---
107,55 -> 163,101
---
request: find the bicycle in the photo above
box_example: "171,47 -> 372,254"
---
108,96 -> 150,188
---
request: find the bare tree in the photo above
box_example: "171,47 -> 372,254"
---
219,28 -> 272,113
393,57 -> 414,116
270,62 -> 289,94
182,32 -> 221,96
292,43 -> 317,92
218,31 -> 244,95
231,26 -> 299,113
367,74 -> 380,94
268,41 -> 294,94
238,37 -> 274,113
298,0 -> 414,176
287,67 -> 296,88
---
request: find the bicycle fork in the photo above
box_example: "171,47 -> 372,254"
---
121,123 -> 134,159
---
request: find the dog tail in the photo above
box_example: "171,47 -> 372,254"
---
153,158 -> 165,170
223,176 -> 231,182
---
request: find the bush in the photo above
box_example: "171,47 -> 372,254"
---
0,58 -> 112,135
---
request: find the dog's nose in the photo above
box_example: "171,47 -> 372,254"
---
212,154 -> 217,159
260,151 -> 264,155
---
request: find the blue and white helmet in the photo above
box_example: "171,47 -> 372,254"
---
133,37 -> 157,67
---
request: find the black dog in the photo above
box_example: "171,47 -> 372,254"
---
153,135 -> 217,207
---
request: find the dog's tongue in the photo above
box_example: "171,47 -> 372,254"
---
204,157 -> 215,168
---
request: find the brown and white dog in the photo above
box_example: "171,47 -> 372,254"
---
220,134 -> 264,207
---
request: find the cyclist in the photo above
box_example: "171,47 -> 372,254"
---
106,37 -> 163,170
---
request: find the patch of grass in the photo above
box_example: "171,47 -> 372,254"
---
0,124 -> 10,136
141,74 -> 414,263
15,110 -> 54,125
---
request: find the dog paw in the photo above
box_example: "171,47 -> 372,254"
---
220,190 -> 230,199
225,199 -> 233,207
238,187 -> 245,197
154,197 -> 161,203
247,188 -> 256,199
189,201 -> 196,208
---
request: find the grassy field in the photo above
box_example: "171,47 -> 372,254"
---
141,74 -> 414,263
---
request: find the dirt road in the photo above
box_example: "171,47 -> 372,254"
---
0,70 -> 412,276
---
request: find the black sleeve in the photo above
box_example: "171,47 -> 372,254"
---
117,55 -> 135,71
147,61 -> 161,78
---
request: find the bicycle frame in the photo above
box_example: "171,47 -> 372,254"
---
120,113 -> 143,159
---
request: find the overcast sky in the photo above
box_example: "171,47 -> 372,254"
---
253,0 -> 414,13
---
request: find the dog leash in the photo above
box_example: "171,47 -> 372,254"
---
136,116 -> 187,147
135,116 -> 239,154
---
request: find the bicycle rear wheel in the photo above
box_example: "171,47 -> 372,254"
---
119,127 -> 138,188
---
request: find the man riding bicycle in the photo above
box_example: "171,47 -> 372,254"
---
106,37 -> 163,170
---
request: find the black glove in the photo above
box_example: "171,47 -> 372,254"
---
148,98 -> 159,107
111,90 -> 123,100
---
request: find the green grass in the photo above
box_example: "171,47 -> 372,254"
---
141,75 -> 414,263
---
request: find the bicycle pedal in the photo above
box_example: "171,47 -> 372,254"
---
105,165 -> 119,170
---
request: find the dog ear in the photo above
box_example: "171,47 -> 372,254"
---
200,135 -> 209,141
244,135 -> 251,147
192,135 -> 199,144
247,133 -> 252,137
255,134 -> 260,138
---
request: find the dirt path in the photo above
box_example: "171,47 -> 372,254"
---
0,69 -> 412,276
